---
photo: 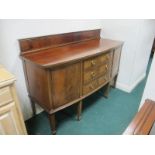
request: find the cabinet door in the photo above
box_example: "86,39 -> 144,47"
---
0,102 -> 25,135
52,62 -> 81,108
111,46 -> 122,78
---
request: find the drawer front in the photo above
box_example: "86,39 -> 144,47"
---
83,52 -> 110,71
83,80 -> 99,95
83,74 -> 109,95
98,74 -> 108,86
83,70 -> 97,84
98,63 -> 109,76
0,87 -> 13,106
99,53 -> 110,64
84,56 -> 99,70
83,63 -> 109,84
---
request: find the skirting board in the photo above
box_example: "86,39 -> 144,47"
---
116,73 -> 146,93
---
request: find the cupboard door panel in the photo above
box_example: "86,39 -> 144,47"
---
0,102 -> 24,135
52,63 -> 81,108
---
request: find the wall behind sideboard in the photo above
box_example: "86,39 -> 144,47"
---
0,19 -> 102,120
101,19 -> 155,92
140,54 -> 155,108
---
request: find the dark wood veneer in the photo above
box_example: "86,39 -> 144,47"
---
51,62 -> 81,109
19,29 -> 101,54
21,39 -> 122,68
20,29 -> 123,134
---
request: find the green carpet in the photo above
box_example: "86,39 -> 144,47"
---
25,58 -> 152,135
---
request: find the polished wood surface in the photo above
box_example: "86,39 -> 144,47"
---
0,66 -> 27,135
123,99 -> 155,135
20,29 -> 123,134
21,39 -> 122,68
19,29 -> 101,54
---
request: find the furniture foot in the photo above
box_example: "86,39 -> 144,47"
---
77,101 -> 82,121
103,83 -> 111,98
49,114 -> 56,135
29,97 -> 36,117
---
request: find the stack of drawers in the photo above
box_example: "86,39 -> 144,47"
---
83,52 -> 111,95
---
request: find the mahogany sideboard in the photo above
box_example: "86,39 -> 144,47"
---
19,29 -> 123,134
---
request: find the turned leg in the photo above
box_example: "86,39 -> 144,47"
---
29,97 -> 36,117
49,114 -> 56,135
77,101 -> 82,121
103,82 -> 111,98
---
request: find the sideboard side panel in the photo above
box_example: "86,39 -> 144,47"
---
111,46 -> 122,78
24,62 -> 52,110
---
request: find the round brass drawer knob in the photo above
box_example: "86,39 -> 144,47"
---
91,60 -> 96,66
91,72 -> 95,78
105,65 -> 108,70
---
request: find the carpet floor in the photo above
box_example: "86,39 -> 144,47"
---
25,58 -> 152,135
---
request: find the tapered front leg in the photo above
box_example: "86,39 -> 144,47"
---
103,82 -> 111,98
49,114 -> 56,135
77,101 -> 82,121
29,97 -> 36,117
